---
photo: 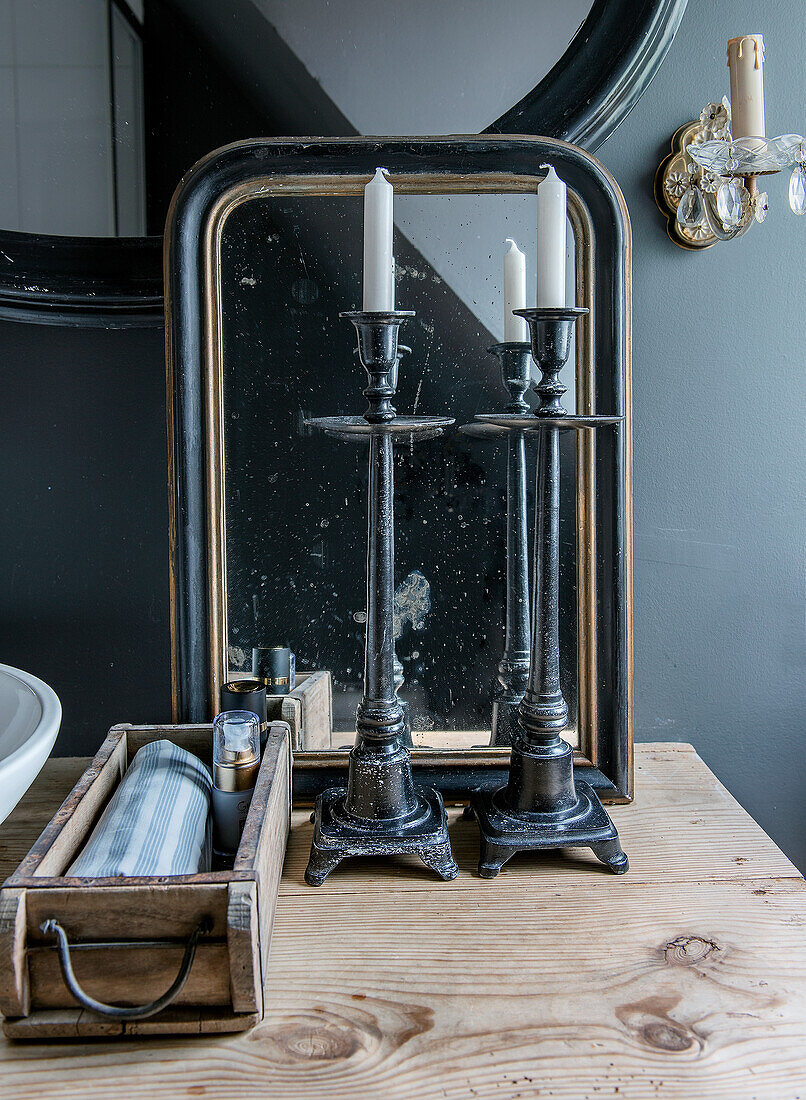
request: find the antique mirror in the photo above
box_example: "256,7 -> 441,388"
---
167,136 -> 633,801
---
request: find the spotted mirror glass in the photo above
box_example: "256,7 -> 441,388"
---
219,181 -> 583,750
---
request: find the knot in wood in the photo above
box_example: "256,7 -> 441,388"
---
641,1021 -> 696,1052
664,935 -> 721,966
273,1024 -> 363,1062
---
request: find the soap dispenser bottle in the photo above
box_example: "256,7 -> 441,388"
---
212,710 -> 260,856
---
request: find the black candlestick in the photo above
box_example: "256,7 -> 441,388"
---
467,307 -> 629,878
393,343 -> 413,748
304,311 -> 458,886
461,343 -> 532,746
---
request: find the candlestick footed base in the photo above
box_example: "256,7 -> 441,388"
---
305,785 -> 457,886
465,735 -> 628,878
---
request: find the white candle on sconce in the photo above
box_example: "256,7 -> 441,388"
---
363,167 -> 394,311
727,34 -> 765,140
537,165 -> 567,308
503,238 -> 528,342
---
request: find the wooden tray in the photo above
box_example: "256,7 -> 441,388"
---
0,721 -> 291,1040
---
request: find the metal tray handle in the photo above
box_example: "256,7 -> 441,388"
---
40,917 -> 212,1021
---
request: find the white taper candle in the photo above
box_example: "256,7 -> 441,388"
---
537,166 -> 567,308
503,238 -> 528,342
727,35 -> 765,140
362,167 -> 394,311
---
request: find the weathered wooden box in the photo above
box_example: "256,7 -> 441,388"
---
0,721 -> 291,1040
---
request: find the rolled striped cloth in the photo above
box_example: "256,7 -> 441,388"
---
68,740 -> 212,877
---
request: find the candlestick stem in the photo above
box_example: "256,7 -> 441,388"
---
487,343 -> 532,746
522,425 -> 567,736
344,427 -> 418,819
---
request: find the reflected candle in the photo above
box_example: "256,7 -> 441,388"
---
727,35 -> 765,140
363,167 -> 394,311
537,166 -> 567,308
503,238 -> 528,342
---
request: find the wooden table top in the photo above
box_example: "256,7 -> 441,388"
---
0,742 -> 804,1099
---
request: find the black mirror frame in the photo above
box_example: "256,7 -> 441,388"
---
0,0 -> 685,325
165,134 -> 634,803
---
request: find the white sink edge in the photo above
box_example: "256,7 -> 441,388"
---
0,663 -> 62,826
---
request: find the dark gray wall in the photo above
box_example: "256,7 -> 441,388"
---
596,1 -> 806,870
0,319 -> 172,755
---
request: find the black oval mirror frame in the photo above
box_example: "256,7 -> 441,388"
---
0,0 -> 685,326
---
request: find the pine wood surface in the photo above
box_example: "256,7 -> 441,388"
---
0,743 -> 804,1098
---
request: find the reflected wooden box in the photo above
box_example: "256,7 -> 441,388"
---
263,669 -> 333,749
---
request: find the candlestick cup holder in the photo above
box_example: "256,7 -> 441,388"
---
466,306 -> 629,878
460,342 -> 532,746
304,310 -> 458,886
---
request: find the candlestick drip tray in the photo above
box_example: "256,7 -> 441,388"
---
306,414 -> 454,440
474,413 -> 623,431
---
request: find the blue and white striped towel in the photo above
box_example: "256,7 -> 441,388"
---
68,740 -> 212,877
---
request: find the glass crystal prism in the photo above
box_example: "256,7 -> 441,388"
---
716,180 -> 745,227
789,164 -> 806,215
676,186 -> 704,229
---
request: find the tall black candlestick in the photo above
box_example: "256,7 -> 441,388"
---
467,307 -> 629,878
304,311 -> 458,886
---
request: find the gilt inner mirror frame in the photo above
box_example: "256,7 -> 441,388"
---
166,135 -> 633,801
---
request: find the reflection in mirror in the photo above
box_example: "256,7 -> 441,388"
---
252,0 -> 595,135
221,186 -> 581,752
0,0 -> 145,236
0,0 -> 594,238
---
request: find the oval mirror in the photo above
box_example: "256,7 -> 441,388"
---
0,0 -> 685,322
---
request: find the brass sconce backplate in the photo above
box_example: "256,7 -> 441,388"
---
655,120 -> 719,250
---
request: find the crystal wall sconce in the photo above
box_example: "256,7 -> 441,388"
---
655,35 -> 805,250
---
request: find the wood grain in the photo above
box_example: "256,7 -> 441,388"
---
28,942 -> 231,1009
286,670 -> 333,749
7,734 -> 126,882
236,730 -> 291,999
3,1005 -> 260,1040
227,724 -> 291,1016
23,884 -> 230,942
227,881 -> 261,1014
1,878 -> 805,1097
0,744 -> 803,1099
0,890 -> 28,1017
